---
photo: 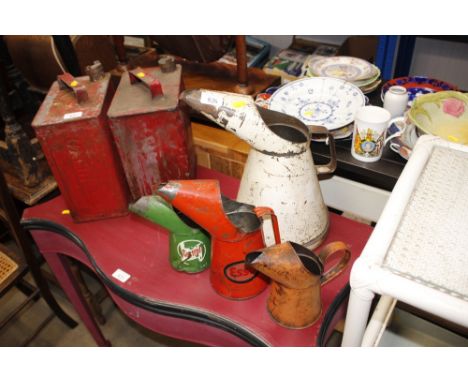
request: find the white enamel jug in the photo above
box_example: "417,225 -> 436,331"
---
181,89 -> 336,249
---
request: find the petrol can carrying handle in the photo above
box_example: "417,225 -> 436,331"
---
254,207 -> 281,244
57,73 -> 89,104
310,125 -> 337,176
318,241 -> 351,286
128,67 -> 163,98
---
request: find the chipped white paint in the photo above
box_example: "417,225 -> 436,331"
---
199,90 -> 305,155
195,89 -> 329,248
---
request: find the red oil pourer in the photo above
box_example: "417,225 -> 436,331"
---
157,179 -> 281,300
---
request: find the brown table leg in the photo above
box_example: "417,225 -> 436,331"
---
70,262 -> 107,325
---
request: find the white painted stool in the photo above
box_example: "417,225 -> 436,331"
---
342,135 -> 468,346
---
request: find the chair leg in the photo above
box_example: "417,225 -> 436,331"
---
0,167 -> 77,328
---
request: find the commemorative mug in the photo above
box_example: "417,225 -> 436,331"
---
351,106 -> 393,163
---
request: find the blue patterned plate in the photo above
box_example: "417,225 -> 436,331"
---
268,77 -> 366,130
381,76 -> 458,106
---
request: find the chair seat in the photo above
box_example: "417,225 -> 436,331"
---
0,243 -> 27,296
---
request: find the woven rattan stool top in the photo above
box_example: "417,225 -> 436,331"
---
383,146 -> 468,301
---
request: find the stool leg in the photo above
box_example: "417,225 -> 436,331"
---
44,251 -> 111,346
341,288 -> 374,346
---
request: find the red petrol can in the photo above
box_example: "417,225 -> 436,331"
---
107,63 -> 196,201
32,71 -> 130,222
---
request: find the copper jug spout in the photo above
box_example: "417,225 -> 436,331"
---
246,241 -> 350,329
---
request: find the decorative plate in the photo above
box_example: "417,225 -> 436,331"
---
381,76 -> 458,106
268,77 -> 366,130
309,56 -> 376,82
311,123 -> 353,142
352,65 -> 381,87
360,79 -> 382,95
408,91 -> 468,144
307,64 -> 380,88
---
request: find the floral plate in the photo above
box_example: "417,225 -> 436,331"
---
308,56 -> 376,82
408,91 -> 468,144
351,65 -> 381,88
381,76 -> 458,106
268,77 -> 366,131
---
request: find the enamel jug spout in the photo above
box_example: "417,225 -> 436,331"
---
180,89 -> 337,249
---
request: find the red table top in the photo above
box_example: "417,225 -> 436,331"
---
23,166 -> 373,346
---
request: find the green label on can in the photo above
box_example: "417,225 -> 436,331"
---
170,233 -> 210,273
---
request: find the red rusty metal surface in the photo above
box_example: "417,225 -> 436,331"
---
32,74 -> 110,126
128,67 -> 163,98
23,166 -> 374,346
157,179 -> 279,300
56,73 -> 89,104
32,74 -> 130,222
108,66 -> 182,117
108,65 -> 195,200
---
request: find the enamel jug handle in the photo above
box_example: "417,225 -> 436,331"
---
254,207 -> 281,244
318,241 -> 351,286
309,125 -> 337,175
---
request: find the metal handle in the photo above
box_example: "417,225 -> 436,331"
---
310,125 -> 337,175
318,241 -> 351,286
57,73 -> 88,104
254,207 -> 281,244
128,67 -> 163,98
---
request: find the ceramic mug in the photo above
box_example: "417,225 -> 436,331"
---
351,106 -> 395,163
386,113 -> 419,160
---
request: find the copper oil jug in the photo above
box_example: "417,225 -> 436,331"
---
245,241 -> 350,328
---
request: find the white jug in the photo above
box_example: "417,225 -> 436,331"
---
181,89 -> 336,249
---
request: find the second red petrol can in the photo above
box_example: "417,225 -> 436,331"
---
32,69 -> 130,222
107,62 -> 196,200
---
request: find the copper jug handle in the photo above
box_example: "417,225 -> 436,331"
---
129,67 -> 163,98
318,241 -> 351,286
254,207 -> 281,244
57,73 -> 89,104
310,125 -> 337,176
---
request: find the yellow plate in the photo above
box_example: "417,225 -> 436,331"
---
408,91 -> 468,144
